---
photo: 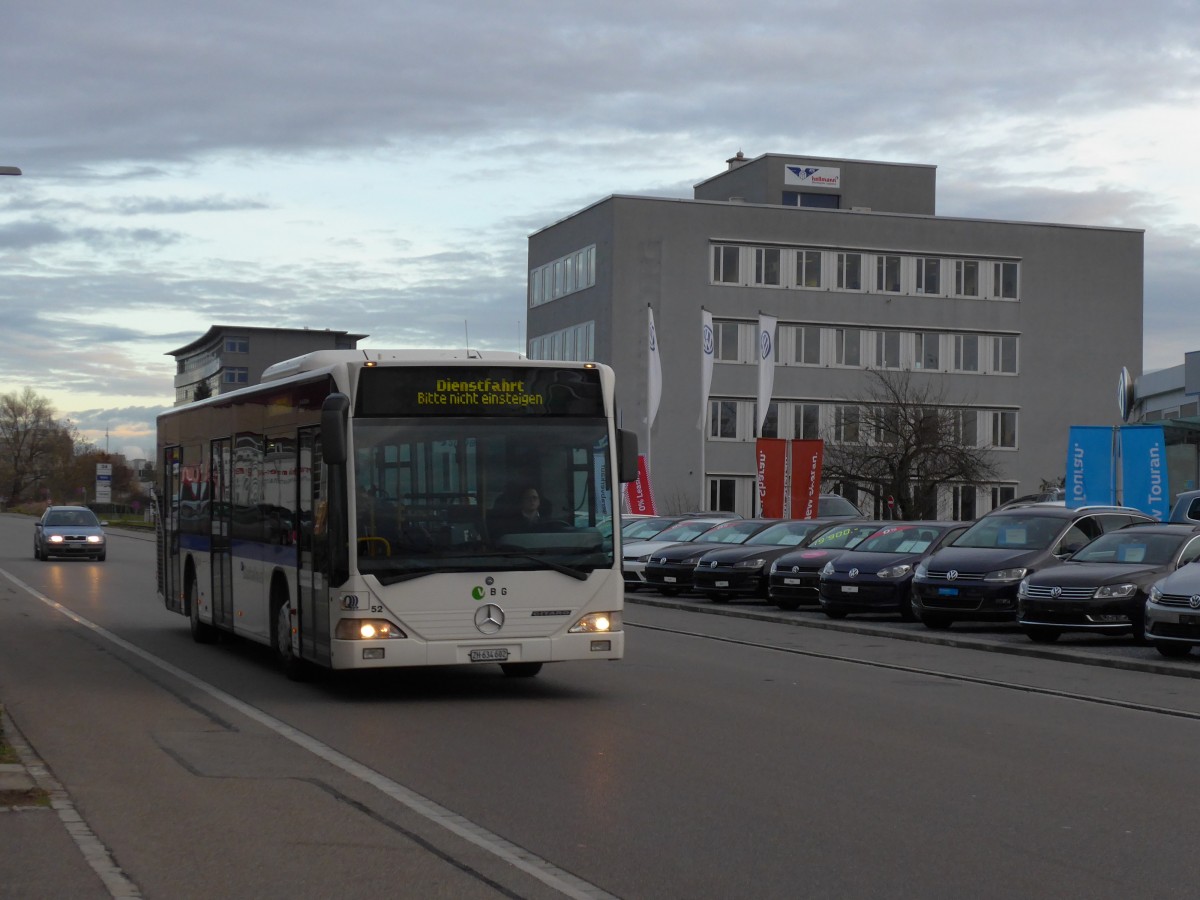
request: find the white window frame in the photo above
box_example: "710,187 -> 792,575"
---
836,252 -> 864,291
875,255 -> 902,293
953,260 -> 981,298
753,247 -> 783,287
795,249 -> 824,289
713,245 -> 741,284
915,257 -> 942,295
953,334 -> 981,373
835,328 -> 863,367
991,261 -> 1019,300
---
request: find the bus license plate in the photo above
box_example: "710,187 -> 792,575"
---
469,648 -> 509,662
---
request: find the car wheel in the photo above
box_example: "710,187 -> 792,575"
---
898,594 -> 917,622
658,587 -> 679,596
1155,641 -> 1193,659
624,584 -> 640,593
707,593 -> 729,604
501,662 -> 543,677
96,552 -> 107,562
1023,626 -> 1061,644
775,598 -> 800,611
920,613 -> 954,630
823,608 -> 848,620
33,542 -> 41,561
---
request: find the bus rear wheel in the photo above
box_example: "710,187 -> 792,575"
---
187,568 -> 218,644
500,662 -> 543,678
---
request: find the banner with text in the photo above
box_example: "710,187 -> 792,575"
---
1119,425 -> 1169,520
755,438 -> 788,518
1066,426 -> 1115,507
624,454 -> 657,515
789,439 -> 825,519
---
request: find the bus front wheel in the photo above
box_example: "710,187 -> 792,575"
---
500,662 -> 543,678
272,580 -> 309,681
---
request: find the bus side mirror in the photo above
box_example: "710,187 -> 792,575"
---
321,393 -> 350,465
617,428 -> 639,483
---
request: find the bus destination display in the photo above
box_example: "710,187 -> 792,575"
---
357,366 -> 605,417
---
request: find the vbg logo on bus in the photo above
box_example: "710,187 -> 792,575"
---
472,585 -> 508,601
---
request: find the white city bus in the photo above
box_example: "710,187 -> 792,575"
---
156,349 -> 637,678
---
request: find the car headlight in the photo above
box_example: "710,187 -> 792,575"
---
334,618 -> 407,640
985,567 -> 1028,583
683,555 -> 706,566
770,561 -> 779,573
876,564 -> 913,579
570,611 -> 621,633
1150,585 -> 1164,602
1017,578 -> 1030,598
820,561 -> 835,576
1094,583 -> 1137,599
87,535 -> 103,544
914,562 -> 928,578
49,535 -> 64,544
734,558 -> 766,570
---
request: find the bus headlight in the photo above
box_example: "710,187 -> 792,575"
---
569,611 -> 621,633
335,619 -> 407,640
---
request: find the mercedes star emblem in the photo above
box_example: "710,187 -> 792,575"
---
474,603 -> 504,634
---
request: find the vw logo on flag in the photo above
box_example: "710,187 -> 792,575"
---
760,330 -> 772,360
702,324 -> 714,356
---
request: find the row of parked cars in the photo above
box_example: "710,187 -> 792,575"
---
621,498 -> 1200,660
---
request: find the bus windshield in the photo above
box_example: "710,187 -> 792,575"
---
352,416 -> 615,583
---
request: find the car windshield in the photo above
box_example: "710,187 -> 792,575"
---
1070,531 -> 1185,566
623,517 -> 679,540
44,509 -> 100,527
855,525 -> 943,554
652,520 -> 723,542
701,520 -> 770,544
745,521 -> 824,546
952,514 -> 1063,550
818,496 -> 861,516
807,523 -> 886,550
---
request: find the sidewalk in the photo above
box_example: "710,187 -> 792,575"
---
0,704 -> 140,899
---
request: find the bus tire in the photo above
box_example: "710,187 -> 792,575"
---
500,662 -> 543,678
186,564 -> 218,644
272,577 -> 309,681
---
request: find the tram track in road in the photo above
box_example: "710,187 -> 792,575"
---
624,608 -> 1200,724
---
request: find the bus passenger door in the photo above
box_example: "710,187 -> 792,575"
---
161,446 -> 182,613
298,427 -> 331,665
210,438 -> 234,629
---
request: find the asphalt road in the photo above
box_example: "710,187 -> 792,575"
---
3,512 -> 1200,899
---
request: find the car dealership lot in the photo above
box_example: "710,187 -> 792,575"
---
626,591 -> 1200,679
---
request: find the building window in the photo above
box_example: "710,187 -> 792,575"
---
223,367 -> 249,384
796,250 -> 823,288
836,253 -> 862,291
993,336 -> 1017,374
952,485 -> 978,520
874,331 -> 900,369
992,262 -> 1019,299
915,258 -> 941,295
224,336 -> 249,353
876,255 -> 902,293
953,335 -> 980,373
792,325 -> 821,365
990,485 -> 1017,509
954,260 -> 980,298
915,333 -> 941,371
955,409 -> 979,447
713,245 -> 740,284
754,247 -> 782,286
834,406 -> 861,443
793,403 -> 820,439
760,402 -> 779,438
990,410 -> 1017,448
530,245 -> 596,307
711,400 -> 738,439
835,328 -> 862,367
708,477 -> 738,512
714,321 -> 740,361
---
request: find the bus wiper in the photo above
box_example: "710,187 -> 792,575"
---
492,551 -> 591,581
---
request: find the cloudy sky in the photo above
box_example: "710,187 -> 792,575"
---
2,0 -> 1198,459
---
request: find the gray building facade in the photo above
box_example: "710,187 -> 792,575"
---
528,152 -> 1144,517
168,325 -> 367,405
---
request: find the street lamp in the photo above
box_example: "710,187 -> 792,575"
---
0,166 -> 21,176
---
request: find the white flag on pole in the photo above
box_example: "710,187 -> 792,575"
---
756,313 -> 777,435
648,305 -> 663,429
698,308 -> 714,429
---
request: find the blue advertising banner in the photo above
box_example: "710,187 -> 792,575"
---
1119,425 -> 1169,520
1066,426 -> 1115,507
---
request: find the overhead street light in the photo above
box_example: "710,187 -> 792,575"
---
0,166 -> 21,176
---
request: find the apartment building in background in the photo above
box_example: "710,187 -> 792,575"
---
527,152 -> 1144,517
168,325 -> 367,405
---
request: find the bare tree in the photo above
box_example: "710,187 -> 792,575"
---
820,368 -> 998,519
0,387 -> 70,503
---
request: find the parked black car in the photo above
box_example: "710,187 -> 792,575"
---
692,518 -> 856,602
1015,523 -> 1200,643
818,521 -> 968,620
911,505 -> 1155,629
643,519 -> 778,596
623,517 -> 742,592
767,521 -> 891,610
